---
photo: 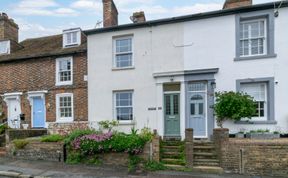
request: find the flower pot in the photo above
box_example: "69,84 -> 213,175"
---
22,124 -> 29,130
235,133 -> 245,138
246,132 -> 280,139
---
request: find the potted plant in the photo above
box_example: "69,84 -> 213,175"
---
213,91 -> 256,128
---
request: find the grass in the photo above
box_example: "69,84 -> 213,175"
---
144,161 -> 167,171
41,134 -> 64,142
13,139 -> 29,149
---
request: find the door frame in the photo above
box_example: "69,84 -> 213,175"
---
188,89 -> 208,138
3,92 -> 23,129
27,91 -> 47,128
163,91 -> 181,137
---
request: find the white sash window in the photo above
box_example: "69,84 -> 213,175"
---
0,40 -> 10,55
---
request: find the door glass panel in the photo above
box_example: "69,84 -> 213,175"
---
173,95 -> 179,115
199,103 -> 204,115
190,103 -> 195,115
165,95 -> 171,115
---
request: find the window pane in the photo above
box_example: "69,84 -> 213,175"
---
116,38 -> 132,53
173,95 -> 179,115
116,107 -> 133,120
190,104 -> 195,115
0,41 -> 9,54
199,103 -> 204,115
165,95 -> 171,115
116,53 -> 132,67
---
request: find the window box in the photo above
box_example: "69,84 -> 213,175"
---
246,132 -> 280,139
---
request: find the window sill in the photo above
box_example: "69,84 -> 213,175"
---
118,120 -> 135,126
234,120 -> 277,125
234,54 -> 277,61
56,82 -> 73,86
112,67 -> 135,71
56,118 -> 74,123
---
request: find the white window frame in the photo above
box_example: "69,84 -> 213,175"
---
56,93 -> 74,123
63,29 -> 81,48
0,40 -> 10,55
239,18 -> 267,57
240,83 -> 268,121
113,90 -> 134,123
113,36 -> 134,69
55,57 -> 73,86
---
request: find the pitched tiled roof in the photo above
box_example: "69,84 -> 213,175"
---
0,33 -> 87,63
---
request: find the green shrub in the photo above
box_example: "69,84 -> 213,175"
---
98,120 -> 119,132
139,127 -> 154,142
214,91 -> 256,128
41,134 -> 64,142
64,129 -> 97,145
66,151 -> 84,164
145,161 -> 167,171
0,124 -> 8,135
13,139 -> 29,149
128,155 -> 142,172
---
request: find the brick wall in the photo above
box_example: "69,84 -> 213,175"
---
223,0 -> 252,9
0,52 -> 88,128
214,129 -> 288,177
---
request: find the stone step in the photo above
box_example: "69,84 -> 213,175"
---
193,161 -> 220,167
192,166 -> 224,174
164,164 -> 186,170
161,158 -> 185,165
193,145 -> 215,149
193,152 -> 217,156
161,141 -> 183,147
193,158 -> 219,163
162,145 -> 181,149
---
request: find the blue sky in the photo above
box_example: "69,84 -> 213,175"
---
0,0 -> 278,41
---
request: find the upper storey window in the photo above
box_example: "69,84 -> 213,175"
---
63,28 -> 81,48
0,40 -> 10,55
114,36 -> 133,68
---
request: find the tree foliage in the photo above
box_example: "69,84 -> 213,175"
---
214,91 -> 256,128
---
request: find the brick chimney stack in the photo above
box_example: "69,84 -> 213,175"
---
130,11 -> 146,23
223,0 -> 252,9
102,0 -> 118,28
0,13 -> 19,42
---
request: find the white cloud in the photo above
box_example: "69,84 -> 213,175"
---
172,3 -> 222,16
12,0 -> 79,16
71,0 -> 102,12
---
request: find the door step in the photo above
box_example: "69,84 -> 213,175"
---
164,164 -> 186,170
192,166 -> 224,174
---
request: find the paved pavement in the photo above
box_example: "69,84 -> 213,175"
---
0,157 -> 284,178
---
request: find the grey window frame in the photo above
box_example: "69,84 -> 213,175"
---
236,77 -> 276,124
235,10 -> 276,61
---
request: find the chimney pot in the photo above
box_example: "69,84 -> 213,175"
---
131,11 -> 146,23
223,0 -> 252,9
102,0 -> 118,28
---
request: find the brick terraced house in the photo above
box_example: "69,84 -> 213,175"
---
0,13 -> 88,132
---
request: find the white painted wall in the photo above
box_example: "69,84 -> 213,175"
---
88,23 -> 184,135
183,8 -> 288,133
88,7 -> 288,136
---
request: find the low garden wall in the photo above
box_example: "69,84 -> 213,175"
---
6,129 -> 47,143
214,129 -> 288,177
8,141 -> 64,162
7,134 -> 160,166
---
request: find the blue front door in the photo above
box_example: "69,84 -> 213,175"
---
33,97 -> 45,128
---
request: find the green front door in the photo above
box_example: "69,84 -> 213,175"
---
164,93 -> 180,136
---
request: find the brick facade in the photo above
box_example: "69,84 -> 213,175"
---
0,52 -> 88,129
